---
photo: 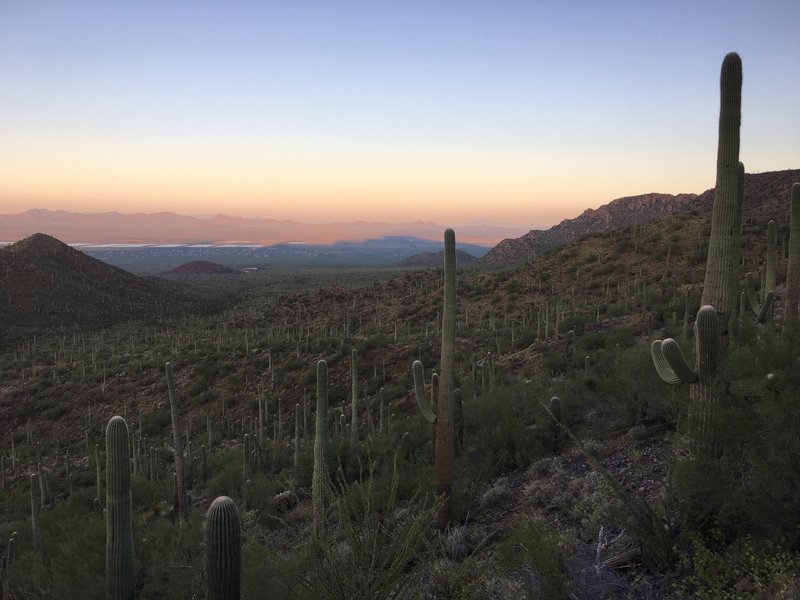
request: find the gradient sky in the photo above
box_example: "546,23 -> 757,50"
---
0,1 -> 798,229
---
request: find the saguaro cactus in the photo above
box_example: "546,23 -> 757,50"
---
165,362 -> 189,524
701,52 -> 743,329
652,306 -> 721,454
294,403 -> 301,471
744,220 -> 776,323
312,360 -> 329,537
785,183 -> 800,317
30,474 -> 41,556
435,228 -> 457,528
205,496 -> 241,600
549,396 -> 562,453
105,416 -> 134,600
350,349 -> 358,446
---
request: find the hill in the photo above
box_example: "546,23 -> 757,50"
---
167,260 -> 239,274
395,249 -> 478,268
482,169 -> 800,266
0,233 -> 218,345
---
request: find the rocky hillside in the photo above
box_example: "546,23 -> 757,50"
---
396,249 -> 478,268
483,169 -> 800,266
0,233 -> 217,346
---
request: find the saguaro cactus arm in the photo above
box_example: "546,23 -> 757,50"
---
412,360 -> 437,423
744,273 -> 775,324
660,339 -> 698,384
650,340 -> 683,385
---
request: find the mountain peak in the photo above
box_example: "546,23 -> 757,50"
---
8,232 -> 74,254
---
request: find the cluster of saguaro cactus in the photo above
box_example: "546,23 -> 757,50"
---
106,415 -> 134,600
205,496 -> 241,600
165,362 -> 189,524
312,360 -> 329,537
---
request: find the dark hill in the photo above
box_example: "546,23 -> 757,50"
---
0,233 -> 217,345
396,249 -> 478,268
482,169 -> 800,266
168,261 -> 238,275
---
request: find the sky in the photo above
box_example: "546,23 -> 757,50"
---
0,1 -> 798,229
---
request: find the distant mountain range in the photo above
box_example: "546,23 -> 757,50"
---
482,169 -> 800,265
0,209 -> 528,246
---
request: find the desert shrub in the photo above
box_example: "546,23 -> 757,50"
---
306,457 -> 439,600
498,520 -> 570,599
674,533 -> 798,600
465,383 -> 546,477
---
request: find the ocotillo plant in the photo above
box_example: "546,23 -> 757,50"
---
785,183 -> 800,317
165,362 -> 189,524
205,496 -> 241,600
105,416 -> 134,600
312,360 -> 329,537
701,52 -> 743,330
435,228 -> 457,528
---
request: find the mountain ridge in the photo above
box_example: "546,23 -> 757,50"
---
482,169 -> 800,265
0,210 -> 524,246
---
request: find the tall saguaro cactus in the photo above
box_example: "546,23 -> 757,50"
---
105,416 -> 134,600
701,52 -> 743,329
205,496 -> 241,600
651,53 -> 747,462
312,360 -> 329,537
30,474 -> 41,557
165,362 -> 189,524
785,183 -> 800,317
435,228 -> 457,528
350,349 -> 358,446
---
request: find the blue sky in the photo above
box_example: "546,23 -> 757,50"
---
0,1 -> 797,226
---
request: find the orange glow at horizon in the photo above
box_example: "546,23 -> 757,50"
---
0,136 -> 714,227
